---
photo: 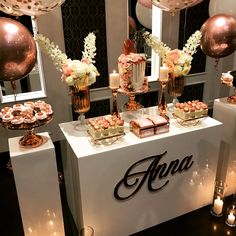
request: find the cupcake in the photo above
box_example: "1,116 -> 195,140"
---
11,116 -> 24,125
101,122 -> 110,136
13,103 -> 24,111
2,113 -> 14,122
34,100 -> 46,111
117,119 -> 124,133
35,111 -> 47,120
1,107 -> 13,115
24,101 -> 35,109
24,114 -> 37,124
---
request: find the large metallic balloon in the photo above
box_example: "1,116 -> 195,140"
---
138,0 -> 152,9
0,17 -> 37,81
0,3 -> 22,16
136,2 -> 152,29
0,0 -> 65,17
152,0 -> 203,14
209,0 -> 236,19
200,14 -> 236,59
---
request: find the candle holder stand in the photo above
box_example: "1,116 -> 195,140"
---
225,193 -> 236,227
226,204 -> 236,227
211,180 -> 226,217
111,88 -> 120,117
158,79 -> 169,116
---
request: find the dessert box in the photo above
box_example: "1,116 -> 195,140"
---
87,115 -> 125,141
173,100 -> 208,121
130,115 -> 169,138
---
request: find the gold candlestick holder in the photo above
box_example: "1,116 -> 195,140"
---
158,79 -> 169,116
111,88 -> 120,117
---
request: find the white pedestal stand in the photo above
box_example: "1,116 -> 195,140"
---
213,98 -> 236,195
9,132 -> 65,236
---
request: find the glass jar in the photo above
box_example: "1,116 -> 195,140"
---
210,180 -> 226,217
226,205 -> 236,227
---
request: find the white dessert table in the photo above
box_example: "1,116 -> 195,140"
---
213,98 -> 236,195
59,108 -> 222,236
9,132 -> 65,236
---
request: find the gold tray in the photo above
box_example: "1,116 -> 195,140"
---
173,113 -> 207,127
87,130 -> 125,146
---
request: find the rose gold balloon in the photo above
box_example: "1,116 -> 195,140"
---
0,3 -> 22,16
200,14 -> 236,58
0,17 -> 37,81
138,0 -> 152,9
152,0 -> 203,14
0,0 -> 65,17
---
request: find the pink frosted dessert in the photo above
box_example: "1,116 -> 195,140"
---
118,39 -> 147,92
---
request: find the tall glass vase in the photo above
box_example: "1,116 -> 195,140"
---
168,75 -> 185,110
71,76 -> 90,128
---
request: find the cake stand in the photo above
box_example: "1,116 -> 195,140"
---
118,86 -> 149,111
0,115 -> 53,148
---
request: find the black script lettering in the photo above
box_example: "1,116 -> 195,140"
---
114,152 -> 194,200
178,155 -> 194,172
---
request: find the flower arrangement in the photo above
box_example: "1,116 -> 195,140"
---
143,30 -> 202,78
35,32 -> 99,87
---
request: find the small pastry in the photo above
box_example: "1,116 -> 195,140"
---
1,107 -> 13,114
35,111 -> 47,120
2,113 -> 14,122
34,100 -> 46,111
11,116 -> 24,125
40,107 -> 53,115
13,103 -> 24,111
24,114 -> 37,124
24,101 -> 35,109
20,108 -> 34,118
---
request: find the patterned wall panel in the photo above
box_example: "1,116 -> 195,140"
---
61,0 -> 108,89
179,0 -> 209,74
179,83 -> 204,102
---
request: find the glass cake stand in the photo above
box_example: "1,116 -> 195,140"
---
118,86 -> 149,111
0,115 -> 53,148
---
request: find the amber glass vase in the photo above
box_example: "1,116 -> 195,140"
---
168,75 -> 185,109
71,76 -> 90,126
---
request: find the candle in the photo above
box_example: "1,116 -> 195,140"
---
213,196 -> 223,215
227,212 -> 235,225
109,70 -> 120,89
159,66 -> 169,82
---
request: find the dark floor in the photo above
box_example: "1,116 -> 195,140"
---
0,141 -> 235,236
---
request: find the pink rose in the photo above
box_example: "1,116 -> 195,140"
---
81,57 -> 91,64
62,64 -> 72,76
169,49 -> 180,64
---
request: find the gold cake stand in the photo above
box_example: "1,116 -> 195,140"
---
0,115 -> 53,148
118,86 -> 149,111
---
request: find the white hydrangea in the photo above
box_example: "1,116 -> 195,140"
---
34,32 -> 99,87
35,34 -> 68,71
82,32 -> 97,64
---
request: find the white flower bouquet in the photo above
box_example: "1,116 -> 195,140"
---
143,30 -> 202,78
35,32 -> 99,87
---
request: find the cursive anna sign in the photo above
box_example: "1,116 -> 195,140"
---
114,151 -> 194,200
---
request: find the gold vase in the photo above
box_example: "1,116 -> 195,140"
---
71,76 -> 90,125
168,75 -> 185,105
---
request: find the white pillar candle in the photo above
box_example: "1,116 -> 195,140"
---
159,66 -> 169,82
213,196 -> 223,215
227,212 -> 235,225
109,70 -> 120,89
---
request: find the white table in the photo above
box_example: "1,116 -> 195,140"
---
213,98 -> 236,195
59,109 -> 222,236
9,132 -> 65,236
